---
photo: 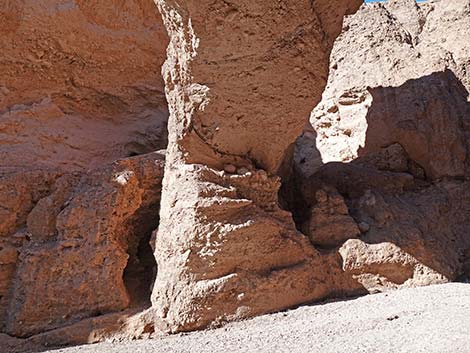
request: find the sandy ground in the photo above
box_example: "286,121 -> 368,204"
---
38,283 -> 470,353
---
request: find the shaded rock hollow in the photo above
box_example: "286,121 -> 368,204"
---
294,0 -> 470,293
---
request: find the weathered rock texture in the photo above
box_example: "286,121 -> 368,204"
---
297,0 -> 470,177
4,0 -> 470,349
1,152 -> 165,337
0,0 -> 169,172
0,0 -> 169,341
294,0 -> 470,293
151,0 -> 362,333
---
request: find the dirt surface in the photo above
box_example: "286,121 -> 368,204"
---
41,283 -> 470,353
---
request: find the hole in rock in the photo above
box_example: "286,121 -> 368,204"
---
122,205 -> 159,307
279,171 -> 311,235
277,146 -> 314,235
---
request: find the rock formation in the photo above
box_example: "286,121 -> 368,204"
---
0,0 -> 168,341
151,0 -> 362,333
297,0 -> 470,177
294,0 -> 470,293
2,0 -> 470,350
5,152 -> 165,337
0,0 -> 169,172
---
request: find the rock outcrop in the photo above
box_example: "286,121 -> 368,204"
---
4,0 -> 470,350
0,0 -> 169,172
1,152 -> 165,337
297,0 -> 470,178
0,0 -> 169,340
151,0 -> 362,333
294,0 -> 470,293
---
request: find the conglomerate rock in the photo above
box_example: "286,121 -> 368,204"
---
0,0 -> 169,340
0,170 -> 60,331
151,0 -> 362,333
297,0 -> 470,178
4,0 -> 470,348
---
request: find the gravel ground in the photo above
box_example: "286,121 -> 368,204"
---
43,283 -> 470,353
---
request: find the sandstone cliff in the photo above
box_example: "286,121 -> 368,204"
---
0,0 -> 168,339
0,0 -> 169,172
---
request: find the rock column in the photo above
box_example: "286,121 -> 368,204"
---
152,0 -> 362,332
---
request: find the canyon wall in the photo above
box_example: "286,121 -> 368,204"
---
0,0 -> 169,172
2,0 -> 470,350
1,0 -> 363,342
294,0 -> 470,292
0,0 -> 168,339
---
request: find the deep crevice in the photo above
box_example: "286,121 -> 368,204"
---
122,203 -> 159,307
278,153 -> 313,235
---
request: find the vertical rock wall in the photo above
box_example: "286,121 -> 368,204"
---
152,0 -> 362,332
0,0 -> 169,339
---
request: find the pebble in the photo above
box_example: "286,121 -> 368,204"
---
224,164 -> 237,174
258,170 -> 268,180
237,167 -> 249,175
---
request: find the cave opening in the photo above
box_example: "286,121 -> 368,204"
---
122,205 -> 159,307
277,143 -> 315,237
278,169 -> 311,235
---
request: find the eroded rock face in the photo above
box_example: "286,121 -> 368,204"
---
1,152 -> 165,337
0,170 -> 60,329
297,0 -> 470,179
6,0 -> 470,346
0,0 -> 169,172
0,0 -> 170,339
301,186 -> 360,248
151,0 -> 362,332
294,0 -> 470,293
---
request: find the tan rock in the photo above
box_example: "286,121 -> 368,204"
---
151,0 -> 362,332
293,0 -> 470,297
0,0 -> 169,172
339,239 -> 446,292
297,0 -> 470,180
5,152 -> 165,337
301,186 -> 360,248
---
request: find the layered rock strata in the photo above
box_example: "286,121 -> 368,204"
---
0,0 -> 169,340
0,0 -> 169,172
1,152 -> 165,337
